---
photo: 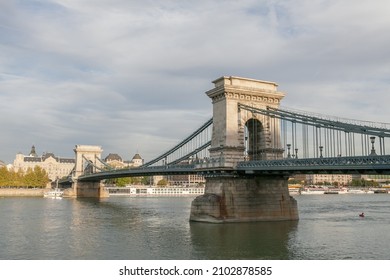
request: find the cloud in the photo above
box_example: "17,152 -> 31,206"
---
1,0 -> 390,164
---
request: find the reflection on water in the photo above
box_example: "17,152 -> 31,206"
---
190,221 -> 298,259
1,195 -> 390,259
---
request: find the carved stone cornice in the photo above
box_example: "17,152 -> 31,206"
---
206,89 -> 284,105
206,76 -> 285,105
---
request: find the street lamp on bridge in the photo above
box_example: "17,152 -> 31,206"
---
287,144 -> 291,158
319,146 -> 323,158
370,136 -> 377,156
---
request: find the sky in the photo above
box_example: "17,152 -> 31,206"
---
1,0 -> 390,164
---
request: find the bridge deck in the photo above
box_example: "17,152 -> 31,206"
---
236,155 -> 390,175
78,164 -> 198,182
72,155 -> 390,182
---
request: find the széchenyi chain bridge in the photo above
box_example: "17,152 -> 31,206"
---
60,76 -> 390,223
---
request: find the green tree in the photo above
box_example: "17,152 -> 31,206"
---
141,176 -> 152,185
23,166 -> 49,188
0,167 -> 9,187
33,166 -> 50,187
0,166 -> 49,188
115,177 -> 132,187
288,178 -> 303,184
350,179 -> 362,187
24,168 -> 36,187
157,179 -> 168,187
9,169 -> 24,187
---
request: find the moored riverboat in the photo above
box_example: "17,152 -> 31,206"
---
300,187 -> 326,195
43,188 -> 63,199
324,188 -> 349,194
288,188 -> 301,195
106,186 -> 205,196
347,189 -> 366,194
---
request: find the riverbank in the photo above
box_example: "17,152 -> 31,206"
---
0,188 -> 45,197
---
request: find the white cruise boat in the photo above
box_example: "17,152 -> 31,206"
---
324,188 -> 349,194
106,186 -> 205,196
43,188 -> 63,199
288,188 -> 301,195
300,187 -> 326,195
347,189 -> 366,194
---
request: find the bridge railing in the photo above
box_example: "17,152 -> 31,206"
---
237,155 -> 390,174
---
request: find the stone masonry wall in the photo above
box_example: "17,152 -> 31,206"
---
190,175 -> 299,223
0,188 -> 45,197
66,181 -> 109,198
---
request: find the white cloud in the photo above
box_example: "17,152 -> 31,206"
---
1,0 -> 390,163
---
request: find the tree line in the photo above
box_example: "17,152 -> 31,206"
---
108,176 -> 152,187
0,166 -> 50,188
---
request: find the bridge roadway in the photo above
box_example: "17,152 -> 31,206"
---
75,154 -> 390,182
77,164 -> 199,182
237,155 -> 390,175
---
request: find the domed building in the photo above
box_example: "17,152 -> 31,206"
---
104,153 -> 124,168
103,152 -> 144,169
130,153 -> 143,167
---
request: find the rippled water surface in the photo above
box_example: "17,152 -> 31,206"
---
0,194 -> 389,259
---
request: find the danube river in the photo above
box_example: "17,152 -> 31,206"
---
1,194 -> 389,260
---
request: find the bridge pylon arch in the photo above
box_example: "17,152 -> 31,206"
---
74,145 -> 104,177
206,76 -> 285,167
66,145 -> 108,198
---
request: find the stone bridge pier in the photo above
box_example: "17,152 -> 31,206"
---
190,76 -> 298,222
190,175 -> 298,222
63,145 -> 109,198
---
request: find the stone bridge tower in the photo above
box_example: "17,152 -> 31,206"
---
190,76 -> 298,223
206,76 -> 285,168
74,145 -> 104,178
65,145 -> 108,198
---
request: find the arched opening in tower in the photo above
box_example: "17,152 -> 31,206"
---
245,118 -> 264,160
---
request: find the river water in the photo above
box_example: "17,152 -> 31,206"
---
0,194 -> 389,260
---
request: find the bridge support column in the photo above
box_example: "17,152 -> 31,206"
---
190,175 -> 298,223
64,180 -> 109,198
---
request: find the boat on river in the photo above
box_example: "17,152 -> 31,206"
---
288,188 -> 301,195
106,185 -> 205,196
324,188 -> 349,194
43,180 -> 63,199
43,188 -> 63,199
300,187 -> 326,195
347,189 -> 366,194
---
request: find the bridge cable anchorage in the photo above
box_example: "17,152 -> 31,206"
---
141,117 -> 213,167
